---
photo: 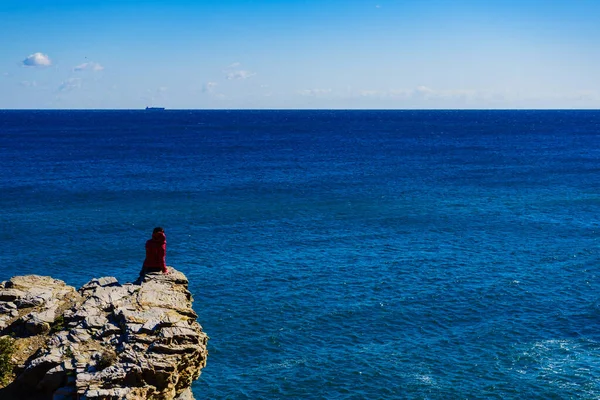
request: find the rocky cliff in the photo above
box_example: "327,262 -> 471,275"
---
0,268 -> 209,400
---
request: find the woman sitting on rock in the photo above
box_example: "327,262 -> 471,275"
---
140,227 -> 169,275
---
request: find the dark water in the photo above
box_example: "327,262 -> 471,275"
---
1,110 -> 599,399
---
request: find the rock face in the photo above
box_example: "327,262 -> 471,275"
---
0,268 -> 209,400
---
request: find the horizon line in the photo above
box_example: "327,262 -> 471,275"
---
1,108 -> 600,111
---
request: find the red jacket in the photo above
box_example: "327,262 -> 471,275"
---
143,232 -> 167,272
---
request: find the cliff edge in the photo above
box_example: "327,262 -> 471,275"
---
0,268 -> 208,400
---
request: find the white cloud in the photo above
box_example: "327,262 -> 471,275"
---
414,85 -> 435,96
359,90 -> 385,97
142,87 -> 168,104
415,87 -> 478,101
298,89 -> 332,97
202,82 -> 218,93
23,52 -> 52,67
356,86 -> 479,101
58,78 -> 82,92
567,90 -> 597,102
222,62 -> 255,80
145,87 -> 167,95
226,70 -> 255,80
73,62 -> 104,72
20,80 -> 37,87
515,89 -> 599,105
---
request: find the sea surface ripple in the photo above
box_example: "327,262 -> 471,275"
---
0,110 -> 599,399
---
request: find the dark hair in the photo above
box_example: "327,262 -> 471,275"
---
153,227 -> 164,234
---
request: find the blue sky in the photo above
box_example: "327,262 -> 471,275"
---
1,0 -> 599,109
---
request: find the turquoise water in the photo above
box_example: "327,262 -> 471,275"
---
1,110 -> 599,398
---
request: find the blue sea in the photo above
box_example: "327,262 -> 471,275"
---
1,110 -> 600,399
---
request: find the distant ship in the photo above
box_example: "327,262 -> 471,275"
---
145,107 -> 165,111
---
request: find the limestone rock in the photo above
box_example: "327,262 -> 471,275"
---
0,275 -> 80,339
0,268 -> 208,400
